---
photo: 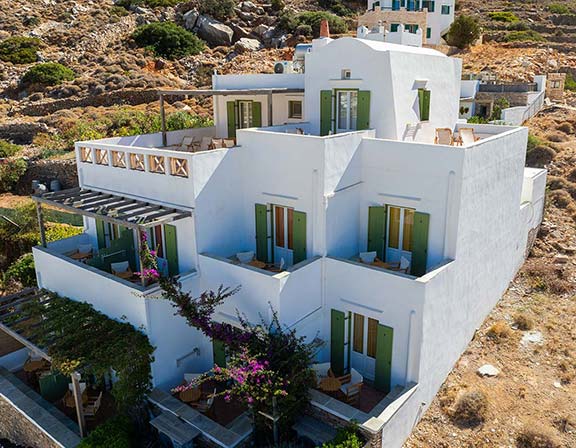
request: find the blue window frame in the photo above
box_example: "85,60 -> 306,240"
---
392,0 -> 400,10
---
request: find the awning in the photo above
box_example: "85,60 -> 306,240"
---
32,187 -> 192,230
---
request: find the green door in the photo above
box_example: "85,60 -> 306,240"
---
255,203 -> 269,262
367,206 -> 387,261
330,309 -> 346,377
418,89 -> 431,121
95,219 -> 106,250
374,324 -> 393,393
292,211 -> 307,265
212,339 -> 226,368
410,212 -> 430,276
164,224 -> 179,276
227,101 -> 237,138
252,101 -> 262,127
320,90 -> 333,136
357,91 -> 371,131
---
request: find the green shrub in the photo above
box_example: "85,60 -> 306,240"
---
0,158 -> 27,192
280,11 -> 348,36
319,0 -> 353,16
490,97 -> 510,121
295,24 -> 313,37
117,0 -> 181,8
488,11 -> 519,22
77,416 -> 134,448
0,140 -> 21,158
467,115 -> 489,124
132,22 -> 205,59
270,0 -> 285,11
199,0 -> 236,21
548,3 -> 571,14
321,424 -> 364,448
508,21 -> 529,31
446,15 -> 481,49
22,63 -> 75,86
110,6 -> 129,17
505,30 -> 545,42
4,253 -> 36,288
0,36 -> 41,64
565,73 -> 576,91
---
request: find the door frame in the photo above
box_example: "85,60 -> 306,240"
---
385,205 -> 414,263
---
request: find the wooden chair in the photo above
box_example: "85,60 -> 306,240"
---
83,391 -> 102,418
458,127 -> 481,146
223,138 -> 236,148
111,261 -> 133,280
210,138 -> 224,149
340,368 -> 363,404
191,388 -> 216,414
199,137 -> 212,151
328,368 -> 351,385
434,128 -> 454,146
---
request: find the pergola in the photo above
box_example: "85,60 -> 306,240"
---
158,88 -> 305,146
0,288 -> 88,437
32,187 -> 192,286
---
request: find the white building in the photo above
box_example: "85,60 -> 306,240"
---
29,33 -> 545,448
361,0 -> 455,45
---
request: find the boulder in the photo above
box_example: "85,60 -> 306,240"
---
230,23 -> 251,41
196,16 -> 234,47
234,38 -> 263,53
240,1 -> 258,13
235,9 -> 255,23
253,24 -> 272,37
182,9 -> 199,30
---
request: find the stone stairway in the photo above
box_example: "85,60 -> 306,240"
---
292,414 -> 338,446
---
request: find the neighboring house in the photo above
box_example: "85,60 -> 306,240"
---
460,74 -> 547,125
29,31 -> 545,448
359,0 -> 455,45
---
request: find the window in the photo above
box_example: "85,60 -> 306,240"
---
406,24 -> 419,34
274,205 -> 294,250
441,4 -> 450,14
341,69 -> 351,80
391,23 -> 400,32
418,88 -> 431,121
353,314 -> 364,353
337,91 -> 358,132
551,80 -> 562,89
392,0 -> 400,10
367,318 -> 378,358
426,27 -> 432,39
238,101 -> 253,129
387,206 -> 415,254
288,100 -> 302,119
372,0 -> 380,10
422,0 -> 435,12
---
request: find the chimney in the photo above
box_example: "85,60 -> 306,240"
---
320,19 -> 330,38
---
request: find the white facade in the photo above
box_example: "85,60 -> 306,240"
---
365,0 -> 455,45
33,36 -> 545,448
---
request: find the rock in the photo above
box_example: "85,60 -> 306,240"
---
196,16 -> 234,47
235,9 -> 255,22
253,24 -> 273,37
553,381 -> 562,389
477,364 -> 499,377
521,331 -> 543,346
234,37 -> 263,53
284,34 -> 305,48
183,9 -> 199,30
240,1 -> 258,13
230,23 -> 251,41
554,254 -> 570,264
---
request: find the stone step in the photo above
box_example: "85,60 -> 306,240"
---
292,414 -> 338,446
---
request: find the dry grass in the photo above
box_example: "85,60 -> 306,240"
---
556,121 -> 574,134
526,145 -> 556,167
486,320 -> 513,341
517,424 -> 561,448
451,389 -> 489,427
513,313 -> 535,330
523,261 -> 572,295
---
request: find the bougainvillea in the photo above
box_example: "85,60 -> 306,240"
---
135,231 -> 160,282
159,277 -> 316,439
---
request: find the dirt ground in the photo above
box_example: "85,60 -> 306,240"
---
404,107 -> 576,447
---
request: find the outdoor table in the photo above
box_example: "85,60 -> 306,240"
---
248,260 -> 266,269
69,252 -> 92,261
372,260 -> 394,269
319,376 -> 341,393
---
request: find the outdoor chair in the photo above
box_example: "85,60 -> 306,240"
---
211,138 -> 224,149
192,388 -> 216,414
340,369 -> 363,404
359,251 -> 377,264
236,251 -> 255,264
434,128 -> 454,146
311,363 -> 331,387
223,139 -> 236,148
328,368 -> 351,385
179,136 -> 199,152
458,127 -> 481,146
199,137 -> 212,151
83,391 -> 102,418
68,243 -> 93,260
111,261 -> 133,280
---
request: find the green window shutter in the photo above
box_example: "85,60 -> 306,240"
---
164,224 -> 179,276
374,324 -> 393,393
212,339 -> 226,368
367,206 -> 387,261
39,372 -> 69,402
426,27 -> 432,39
410,212 -> 430,276
96,219 -> 106,250
320,90 -> 333,136
227,101 -> 236,139
255,203 -> 269,262
357,91 -> 371,131
428,1 -> 435,12
391,23 -> 399,32
418,89 -> 431,121
330,309 -> 346,377
252,101 -> 262,127
292,211 -> 307,265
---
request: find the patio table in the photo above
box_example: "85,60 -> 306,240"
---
180,387 -> 202,403
248,260 -> 266,269
319,376 -> 341,393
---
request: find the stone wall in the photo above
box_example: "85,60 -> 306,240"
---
358,10 -> 428,43
0,396 -> 61,448
15,159 -> 78,195
15,89 -> 160,117
0,122 -> 51,145
546,73 -> 566,102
